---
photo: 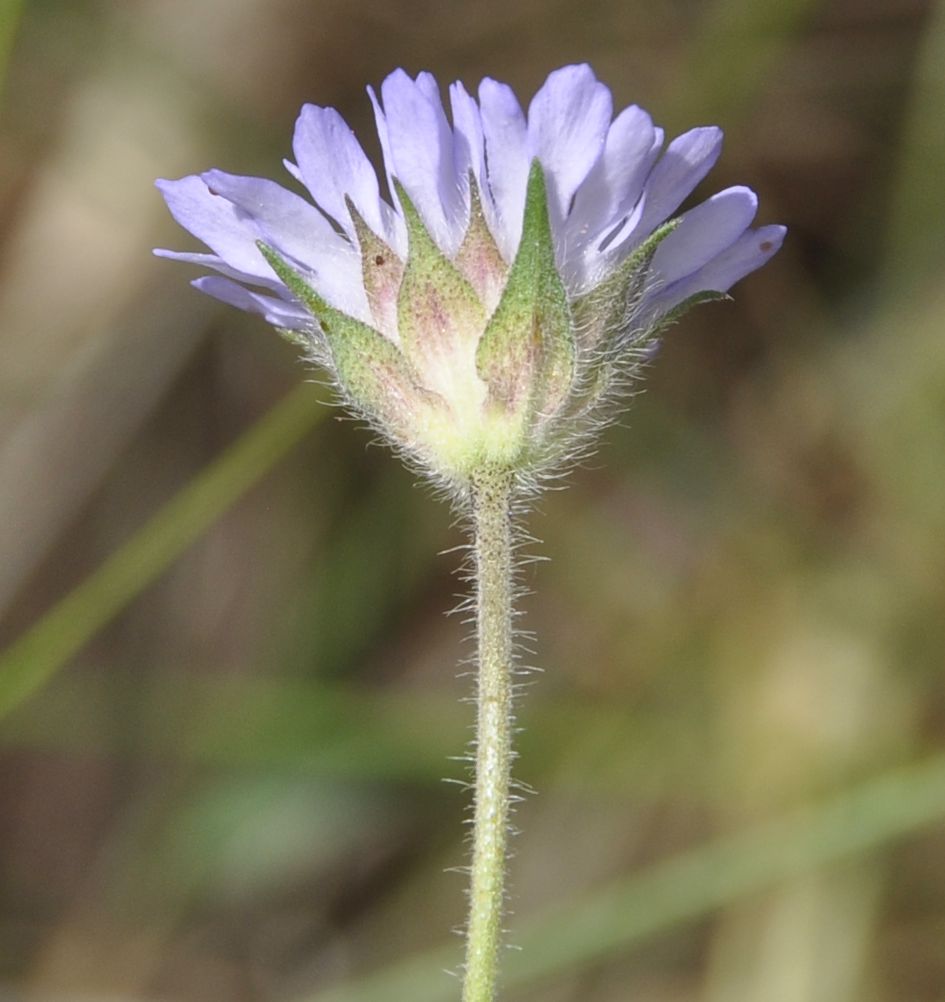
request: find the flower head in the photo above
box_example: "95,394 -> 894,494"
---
156,64 -> 784,492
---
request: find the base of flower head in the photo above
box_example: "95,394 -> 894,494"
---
421,402 -> 531,484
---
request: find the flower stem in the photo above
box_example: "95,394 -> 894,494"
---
463,466 -> 516,1002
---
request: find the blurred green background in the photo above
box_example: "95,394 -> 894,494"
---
1,0 -> 944,999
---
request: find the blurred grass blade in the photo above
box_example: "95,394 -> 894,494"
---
0,383 -> 325,722
0,0 -> 24,106
304,753 -> 945,1002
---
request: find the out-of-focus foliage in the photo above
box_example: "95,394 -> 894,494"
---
1,1 -> 944,1000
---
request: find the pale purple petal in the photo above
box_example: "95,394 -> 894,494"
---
450,81 -> 499,227
199,170 -> 369,321
450,82 -> 484,184
194,276 -> 312,329
630,126 -> 724,240
566,106 -> 662,245
600,126 -> 725,262
154,248 -> 282,291
647,224 -> 786,314
156,175 -> 276,282
200,170 -> 341,256
526,64 -> 612,226
562,107 -> 664,289
478,78 -> 530,261
414,71 -> 443,107
651,185 -> 758,285
378,69 -> 466,255
292,104 -> 404,252
367,85 -> 401,234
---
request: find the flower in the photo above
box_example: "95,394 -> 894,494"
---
156,64 -> 784,491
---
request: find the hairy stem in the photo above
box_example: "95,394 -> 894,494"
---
462,466 -> 516,1002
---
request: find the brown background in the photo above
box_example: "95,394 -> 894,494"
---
1,0 -> 944,999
